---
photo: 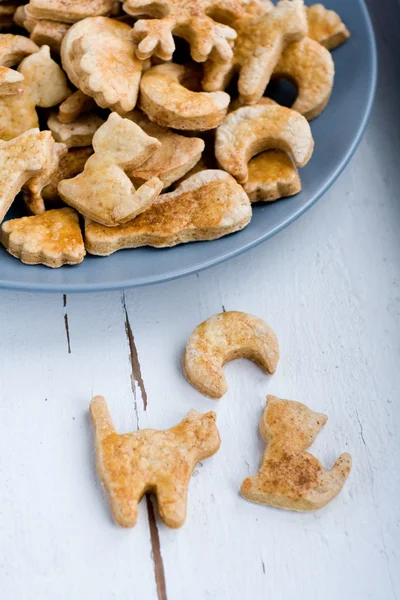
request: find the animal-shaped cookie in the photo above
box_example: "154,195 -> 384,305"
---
84,170 -> 252,255
58,112 -> 162,226
139,63 -> 230,131
215,103 -> 314,184
1,207 -> 85,267
128,0 -> 243,63
0,128 -> 56,223
1,43 -> 70,141
203,0 -> 308,105
62,17 -> 144,113
241,396 -> 352,510
183,311 -> 279,398
273,37 -> 334,120
307,3 -> 350,51
90,395 -> 221,528
18,44 -> 71,107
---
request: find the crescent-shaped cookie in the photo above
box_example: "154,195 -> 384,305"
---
139,63 -> 230,130
215,104 -> 314,183
183,311 -> 279,398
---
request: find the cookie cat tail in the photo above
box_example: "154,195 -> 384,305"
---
90,395 -> 116,440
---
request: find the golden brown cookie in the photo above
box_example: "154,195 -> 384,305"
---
183,311 -> 279,398
129,0 -> 241,63
84,170 -> 252,255
1,207 -> 85,267
215,103 -> 314,183
307,3 -> 350,51
241,396 -> 352,510
273,37 -> 335,120
58,112 -> 162,226
90,395 -> 221,528
139,63 -> 230,130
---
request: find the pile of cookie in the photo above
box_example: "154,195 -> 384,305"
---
0,0 -> 350,267
91,311 -> 352,528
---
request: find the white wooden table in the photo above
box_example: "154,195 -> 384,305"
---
1,5 -> 399,599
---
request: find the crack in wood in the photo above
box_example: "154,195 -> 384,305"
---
120,293 -> 166,598
146,496 -> 168,600
62,295 -> 71,354
121,294 -> 148,430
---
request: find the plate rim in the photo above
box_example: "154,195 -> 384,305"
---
0,0 -> 378,294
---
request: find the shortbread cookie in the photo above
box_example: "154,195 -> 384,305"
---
23,142 -> 67,214
0,66 -> 23,95
42,146 -> 93,202
90,395 -> 220,528
241,396 -> 352,510
126,110 -> 205,189
203,0 -> 308,105
273,37 -> 334,120
70,20 -> 143,112
47,111 -> 104,148
58,90 -> 95,123
61,17 -> 143,112
18,44 -> 71,107
84,170 -> 252,255
58,112 -> 162,226
0,128 -> 56,222
183,311 -> 279,398
307,3 -> 350,51
139,63 -> 230,130
215,104 -> 314,183
1,207 -> 85,267
25,0 -> 114,23
129,0 -> 242,63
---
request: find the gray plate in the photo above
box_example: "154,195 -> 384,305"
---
0,0 -> 377,292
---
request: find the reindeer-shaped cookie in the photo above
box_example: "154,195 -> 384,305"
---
90,396 -> 221,528
241,396 -> 351,510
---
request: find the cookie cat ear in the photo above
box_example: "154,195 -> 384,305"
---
215,103 -> 314,183
183,311 -> 279,399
